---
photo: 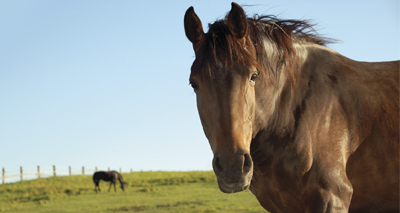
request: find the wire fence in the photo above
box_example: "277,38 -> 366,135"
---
1,166 -> 133,185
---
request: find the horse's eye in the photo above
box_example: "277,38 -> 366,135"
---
189,80 -> 199,91
250,73 -> 258,82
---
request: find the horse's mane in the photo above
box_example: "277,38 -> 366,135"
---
194,14 -> 331,83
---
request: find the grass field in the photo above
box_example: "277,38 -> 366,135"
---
0,171 -> 267,212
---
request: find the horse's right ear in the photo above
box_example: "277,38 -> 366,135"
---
184,6 -> 205,53
227,2 -> 248,39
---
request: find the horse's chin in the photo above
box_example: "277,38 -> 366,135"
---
217,180 -> 250,193
216,173 -> 253,193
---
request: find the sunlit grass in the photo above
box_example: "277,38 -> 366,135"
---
0,171 -> 267,212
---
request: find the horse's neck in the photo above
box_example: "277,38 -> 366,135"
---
117,174 -> 123,183
255,43 -> 339,137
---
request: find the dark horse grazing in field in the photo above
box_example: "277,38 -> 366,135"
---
184,2 -> 399,212
93,171 -> 126,193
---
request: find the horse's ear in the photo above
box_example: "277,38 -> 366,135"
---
184,6 -> 205,52
227,2 -> 248,39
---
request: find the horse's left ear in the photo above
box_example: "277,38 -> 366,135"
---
227,2 -> 248,39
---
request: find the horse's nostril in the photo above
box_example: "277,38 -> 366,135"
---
243,153 -> 252,173
213,157 -> 223,172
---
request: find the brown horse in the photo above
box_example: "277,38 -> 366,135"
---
184,2 -> 399,212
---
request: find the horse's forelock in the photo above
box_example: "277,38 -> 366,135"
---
192,20 -> 262,81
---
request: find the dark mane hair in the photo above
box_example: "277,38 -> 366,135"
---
194,14 -> 331,83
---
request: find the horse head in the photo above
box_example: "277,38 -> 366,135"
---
185,2 -> 260,193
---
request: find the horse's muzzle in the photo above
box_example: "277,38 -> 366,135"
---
212,152 -> 253,193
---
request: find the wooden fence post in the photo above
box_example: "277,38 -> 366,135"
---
37,166 -> 40,179
95,167 -> 98,172
82,166 -> 85,175
119,168 -> 122,174
69,166 -> 71,176
20,166 -> 23,182
108,167 -> 110,172
2,168 -> 5,184
130,168 -> 132,173
53,165 -> 56,177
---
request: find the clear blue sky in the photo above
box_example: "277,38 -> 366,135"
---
1,1 -> 398,177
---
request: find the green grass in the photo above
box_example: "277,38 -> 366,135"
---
0,171 -> 267,212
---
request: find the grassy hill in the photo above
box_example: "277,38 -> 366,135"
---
0,171 -> 267,212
